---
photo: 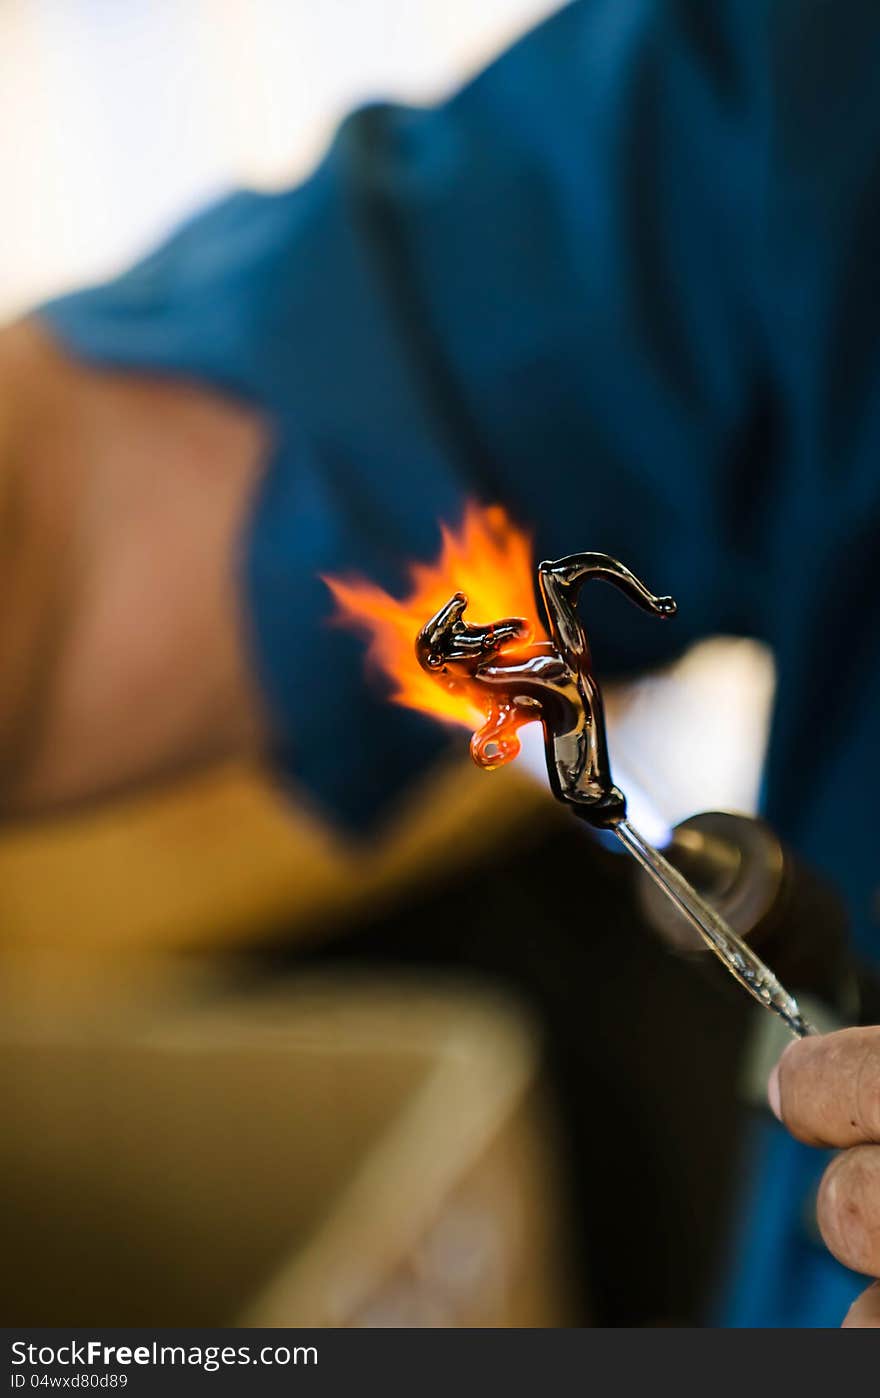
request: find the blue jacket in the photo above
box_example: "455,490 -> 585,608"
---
41,0 -> 880,1324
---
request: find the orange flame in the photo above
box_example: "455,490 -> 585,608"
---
323,502 -> 547,734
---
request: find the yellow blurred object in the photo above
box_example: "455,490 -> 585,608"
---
1,974 -> 573,1327
0,756 -> 549,956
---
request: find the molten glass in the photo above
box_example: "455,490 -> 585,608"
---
324,503 -> 547,757
415,549 -> 677,819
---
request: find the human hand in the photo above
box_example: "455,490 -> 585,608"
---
769,1026 -> 880,1326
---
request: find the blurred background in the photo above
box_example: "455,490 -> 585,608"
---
1,0 -> 780,1327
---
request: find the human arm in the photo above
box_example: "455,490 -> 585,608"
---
0,318 -> 267,816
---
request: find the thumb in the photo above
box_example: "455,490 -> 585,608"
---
843,1282 -> 880,1328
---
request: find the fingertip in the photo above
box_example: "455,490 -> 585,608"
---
767,1038 -> 804,1124
843,1281 -> 880,1328
767,1061 -> 782,1121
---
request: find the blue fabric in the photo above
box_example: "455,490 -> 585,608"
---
39,0 -> 880,1324
714,1119 -> 864,1327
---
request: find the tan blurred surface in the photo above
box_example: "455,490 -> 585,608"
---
0,758 -> 548,959
1,974 -> 573,1327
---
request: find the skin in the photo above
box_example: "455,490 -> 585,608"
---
769,1026 -> 880,1326
0,318 -> 269,817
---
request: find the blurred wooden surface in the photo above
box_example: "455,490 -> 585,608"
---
2,975 -> 573,1327
0,757 -> 548,956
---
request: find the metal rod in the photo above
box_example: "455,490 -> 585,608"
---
614,817 -> 815,1039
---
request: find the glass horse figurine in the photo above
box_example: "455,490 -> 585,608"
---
416,550 -> 812,1038
416,551 -> 675,829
